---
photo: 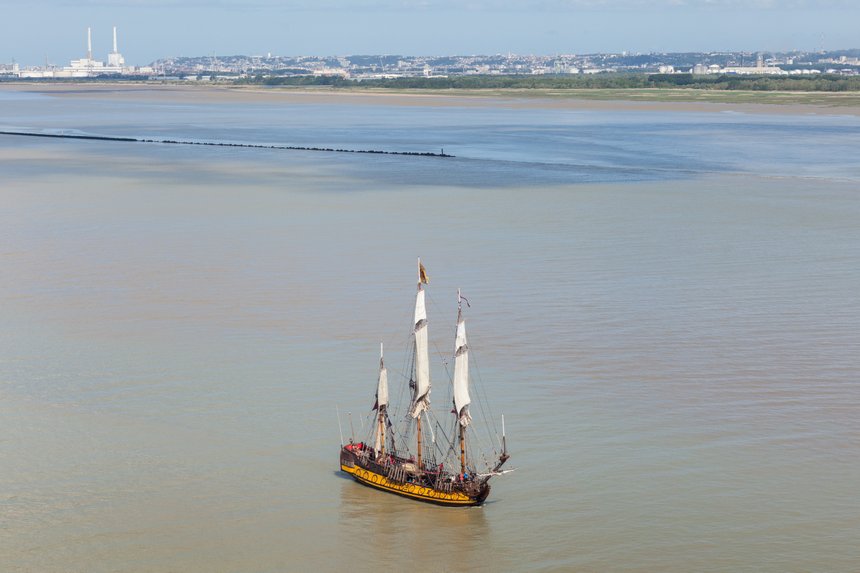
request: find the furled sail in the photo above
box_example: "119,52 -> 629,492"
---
452,309 -> 472,427
410,287 -> 431,418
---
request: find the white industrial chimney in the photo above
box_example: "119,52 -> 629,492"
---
107,25 -> 125,68
87,27 -> 92,60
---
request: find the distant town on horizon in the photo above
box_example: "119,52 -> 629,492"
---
1,26 -> 858,80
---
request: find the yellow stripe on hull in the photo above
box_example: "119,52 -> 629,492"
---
341,464 -> 478,506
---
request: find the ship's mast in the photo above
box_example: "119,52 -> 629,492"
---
416,261 -> 423,471
458,291 -> 466,475
377,412 -> 386,458
459,423 -> 466,475
416,413 -> 423,470
375,342 -> 388,460
411,258 -> 431,472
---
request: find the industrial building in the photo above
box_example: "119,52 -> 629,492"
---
11,27 -> 151,78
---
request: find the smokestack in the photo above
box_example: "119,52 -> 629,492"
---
113,26 -> 118,54
87,27 -> 92,60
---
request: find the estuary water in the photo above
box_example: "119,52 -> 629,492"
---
1,86 -> 859,572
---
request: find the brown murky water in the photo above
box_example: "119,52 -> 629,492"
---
1,88 -> 859,571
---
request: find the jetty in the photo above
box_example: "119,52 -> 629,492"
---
0,130 -> 454,158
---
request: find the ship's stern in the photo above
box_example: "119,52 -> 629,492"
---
340,445 -> 359,474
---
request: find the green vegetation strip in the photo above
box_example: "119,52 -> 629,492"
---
237,73 -> 860,106
249,73 -> 860,92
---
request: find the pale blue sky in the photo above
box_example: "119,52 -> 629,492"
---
0,1 -> 857,66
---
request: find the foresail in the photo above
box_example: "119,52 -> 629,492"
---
452,316 -> 472,426
374,345 -> 388,457
410,288 -> 431,418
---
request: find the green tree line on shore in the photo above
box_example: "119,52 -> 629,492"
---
244,73 -> 860,92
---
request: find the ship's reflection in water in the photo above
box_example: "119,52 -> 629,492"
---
338,477 -> 491,566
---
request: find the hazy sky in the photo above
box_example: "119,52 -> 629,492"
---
0,0 -> 857,66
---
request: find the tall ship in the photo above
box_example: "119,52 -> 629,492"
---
339,260 -> 511,506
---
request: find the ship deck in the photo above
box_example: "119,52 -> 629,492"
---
339,445 -> 489,507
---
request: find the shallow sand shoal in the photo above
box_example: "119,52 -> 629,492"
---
3,82 -> 860,116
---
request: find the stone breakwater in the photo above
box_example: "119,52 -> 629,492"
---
0,130 -> 454,158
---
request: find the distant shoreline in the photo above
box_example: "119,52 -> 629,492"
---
2,82 -> 859,115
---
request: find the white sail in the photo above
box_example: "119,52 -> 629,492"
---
374,344 -> 388,457
376,345 -> 388,410
452,313 -> 472,427
410,287 -> 431,418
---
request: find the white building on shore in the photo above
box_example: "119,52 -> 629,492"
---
0,62 -> 20,75
691,54 -> 786,76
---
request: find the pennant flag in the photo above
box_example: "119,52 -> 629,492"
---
419,261 -> 429,284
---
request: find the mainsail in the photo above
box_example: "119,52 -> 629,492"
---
452,298 -> 472,427
410,285 -> 431,418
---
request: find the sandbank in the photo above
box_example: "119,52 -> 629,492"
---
2,82 -> 860,116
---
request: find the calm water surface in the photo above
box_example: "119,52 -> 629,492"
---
1,88 -> 859,572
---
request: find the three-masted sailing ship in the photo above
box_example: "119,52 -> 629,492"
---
339,261 -> 510,506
